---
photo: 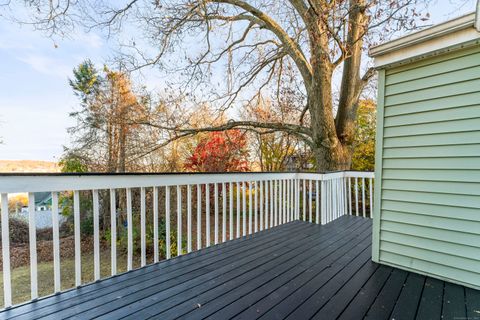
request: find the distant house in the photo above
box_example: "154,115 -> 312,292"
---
34,192 -> 52,211
15,192 -> 66,229
20,192 -> 53,213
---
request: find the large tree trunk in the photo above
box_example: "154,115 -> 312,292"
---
308,64 -> 354,172
313,142 -> 352,171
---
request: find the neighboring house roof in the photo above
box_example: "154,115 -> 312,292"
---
34,192 -> 52,206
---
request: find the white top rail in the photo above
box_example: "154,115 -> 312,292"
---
0,172 -> 296,193
0,171 -> 373,193
297,171 -> 374,180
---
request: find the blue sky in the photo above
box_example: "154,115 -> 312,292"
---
0,1 -> 477,161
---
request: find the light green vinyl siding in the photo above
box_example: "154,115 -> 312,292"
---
375,46 -> 480,289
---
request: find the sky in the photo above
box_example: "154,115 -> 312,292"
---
0,0 -> 477,162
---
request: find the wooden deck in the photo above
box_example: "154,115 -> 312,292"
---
1,216 -> 479,319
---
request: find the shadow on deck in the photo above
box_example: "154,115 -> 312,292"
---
1,216 -> 479,319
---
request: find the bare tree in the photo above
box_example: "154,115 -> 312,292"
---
11,0 -> 430,170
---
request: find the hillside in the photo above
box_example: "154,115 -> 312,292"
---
0,160 -> 60,173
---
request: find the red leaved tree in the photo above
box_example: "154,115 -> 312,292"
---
185,130 -> 249,172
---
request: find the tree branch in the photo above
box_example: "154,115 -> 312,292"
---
210,0 -> 313,86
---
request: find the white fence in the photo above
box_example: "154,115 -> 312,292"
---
0,171 -> 373,308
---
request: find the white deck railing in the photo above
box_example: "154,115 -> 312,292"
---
0,171 -> 373,308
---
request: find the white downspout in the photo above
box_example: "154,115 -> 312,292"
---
476,0 -> 480,31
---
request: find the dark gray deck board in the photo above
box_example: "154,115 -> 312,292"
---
465,287 -> 480,319
0,215 -> 478,320
389,272 -> 425,320
442,282 -> 466,320
416,278 -> 444,320
362,268 -> 408,320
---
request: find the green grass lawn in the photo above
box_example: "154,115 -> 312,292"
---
0,251 -> 146,308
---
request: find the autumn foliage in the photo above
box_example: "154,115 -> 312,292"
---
184,130 -> 249,172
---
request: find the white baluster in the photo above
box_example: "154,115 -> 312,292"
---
177,185 -> 182,256
140,187 -> 146,266
264,181 -> 269,229
92,189 -> 100,279
187,185 -> 192,253
153,187 -> 159,263
287,180 -> 290,222
297,179 -> 301,220
362,178 -> 366,218
73,191 -> 81,287
315,180 -> 320,224
369,178 -> 374,218
333,179 -> 338,220
165,186 -> 171,259
254,181 -> 258,232
222,182 -> 227,242
321,181 -> 326,225
197,184 -> 202,249
1,193 -> 12,307
348,178 -> 352,216
51,192 -> 61,291
126,188 -> 133,271
270,180 -> 274,227
309,180 -> 313,223
214,183 -> 219,244
272,180 -> 278,226
283,180 -> 286,224
280,180 -> 284,225
260,181 -> 264,231
242,182 -> 247,236
355,177 -> 359,216
248,182 -> 253,234
206,184 -> 211,246
236,182 -> 240,238
229,182 -> 234,240
110,189 -> 117,275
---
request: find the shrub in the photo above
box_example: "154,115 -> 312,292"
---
8,218 -> 30,244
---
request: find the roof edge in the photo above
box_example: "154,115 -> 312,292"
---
369,12 -> 476,58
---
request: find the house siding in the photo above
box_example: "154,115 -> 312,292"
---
374,45 -> 480,289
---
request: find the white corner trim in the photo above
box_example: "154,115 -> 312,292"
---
370,12 -> 480,68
